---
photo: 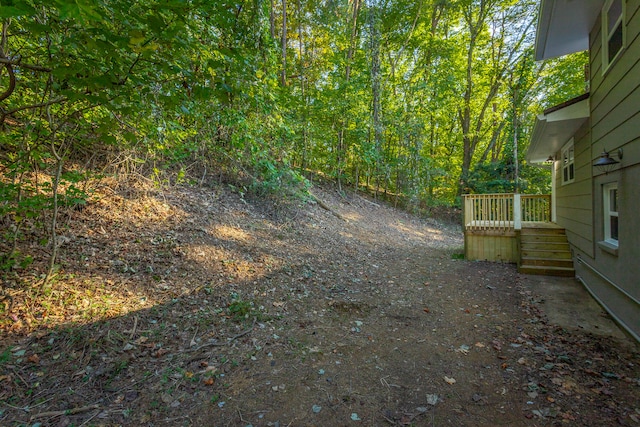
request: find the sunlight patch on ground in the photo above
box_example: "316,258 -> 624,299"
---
183,244 -> 274,283
389,222 -> 441,238
210,224 -> 253,243
89,187 -> 188,228
1,274 -> 159,335
342,212 -> 363,221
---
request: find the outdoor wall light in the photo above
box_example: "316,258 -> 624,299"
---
593,148 -> 623,173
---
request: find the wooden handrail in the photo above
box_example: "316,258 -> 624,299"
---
463,193 -> 551,231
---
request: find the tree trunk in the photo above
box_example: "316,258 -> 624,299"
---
336,0 -> 361,191
280,0 -> 287,86
368,2 -> 383,188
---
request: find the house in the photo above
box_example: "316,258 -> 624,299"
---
527,0 -> 640,340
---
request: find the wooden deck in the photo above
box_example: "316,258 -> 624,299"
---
462,194 -> 575,276
463,194 -> 554,263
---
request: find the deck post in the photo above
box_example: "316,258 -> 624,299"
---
513,193 -> 522,230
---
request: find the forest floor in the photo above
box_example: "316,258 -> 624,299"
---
1,179 -> 639,427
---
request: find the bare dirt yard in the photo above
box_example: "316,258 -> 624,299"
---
1,181 -> 639,426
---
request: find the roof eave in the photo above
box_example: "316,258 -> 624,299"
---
534,0 -> 605,61
526,96 -> 590,163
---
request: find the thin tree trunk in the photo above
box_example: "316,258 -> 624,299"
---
297,0 -> 308,171
43,152 -> 63,287
270,0 -> 276,40
336,0 -> 361,192
281,0 -> 287,86
368,2 -> 382,188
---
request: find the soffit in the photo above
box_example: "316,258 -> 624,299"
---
535,0 -> 605,60
527,97 -> 590,163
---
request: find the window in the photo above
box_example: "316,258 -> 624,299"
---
602,0 -> 625,71
561,140 -> 575,184
603,182 -> 619,245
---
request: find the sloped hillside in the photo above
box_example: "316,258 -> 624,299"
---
1,180 -> 638,426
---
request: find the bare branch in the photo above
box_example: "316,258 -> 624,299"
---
0,57 -> 52,72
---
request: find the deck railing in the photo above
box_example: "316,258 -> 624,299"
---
521,194 -> 551,222
463,193 -> 514,231
463,193 -> 551,231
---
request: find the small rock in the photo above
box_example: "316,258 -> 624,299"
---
312,405 -> 322,413
426,394 -> 439,405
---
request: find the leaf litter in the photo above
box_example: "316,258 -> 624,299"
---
0,179 -> 639,426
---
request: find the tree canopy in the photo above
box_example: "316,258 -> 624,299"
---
1,0 -> 588,274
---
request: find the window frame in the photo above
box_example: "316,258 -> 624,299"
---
603,182 -> 619,246
602,0 -> 626,73
561,139 -> 575,185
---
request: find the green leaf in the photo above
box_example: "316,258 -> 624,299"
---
0,4 -> 35,18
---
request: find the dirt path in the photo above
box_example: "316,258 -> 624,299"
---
1,182 -> 638,426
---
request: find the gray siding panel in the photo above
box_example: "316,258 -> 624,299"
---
554,120 -> 594,258
592,60 -> 640,144
582,0 -> 640,341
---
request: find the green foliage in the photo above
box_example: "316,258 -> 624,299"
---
0,0 -> 581,272
466,159 -> 551,195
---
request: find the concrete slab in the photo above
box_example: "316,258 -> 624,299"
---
518,274 -> 631,342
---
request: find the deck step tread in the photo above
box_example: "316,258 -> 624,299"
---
520,257 -> 574,267
521,242 -> 570,249
520,229 -> 566,235
518,226 -> 574,277
521,251 -> 572,259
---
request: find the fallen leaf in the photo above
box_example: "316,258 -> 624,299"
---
423,308 -> 430,313
455,345 -> 470,355
444,376 -> 456,385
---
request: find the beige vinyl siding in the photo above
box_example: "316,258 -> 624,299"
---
591,61 -> 640,133
590,0 -> 640,174
590,0 -> 640,95
591,23 -> 603,78
554,121 -> 594,257
619,167 -> 640,301
584,0 -> 640,340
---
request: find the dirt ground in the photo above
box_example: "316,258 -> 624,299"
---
1,181 -> 639,427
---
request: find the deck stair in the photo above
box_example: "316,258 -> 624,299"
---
518,226 -> 575,277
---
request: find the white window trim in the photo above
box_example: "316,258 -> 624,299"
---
603,182 -> 619,246
561,139 -> 575,185
602,0 -> 626,73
